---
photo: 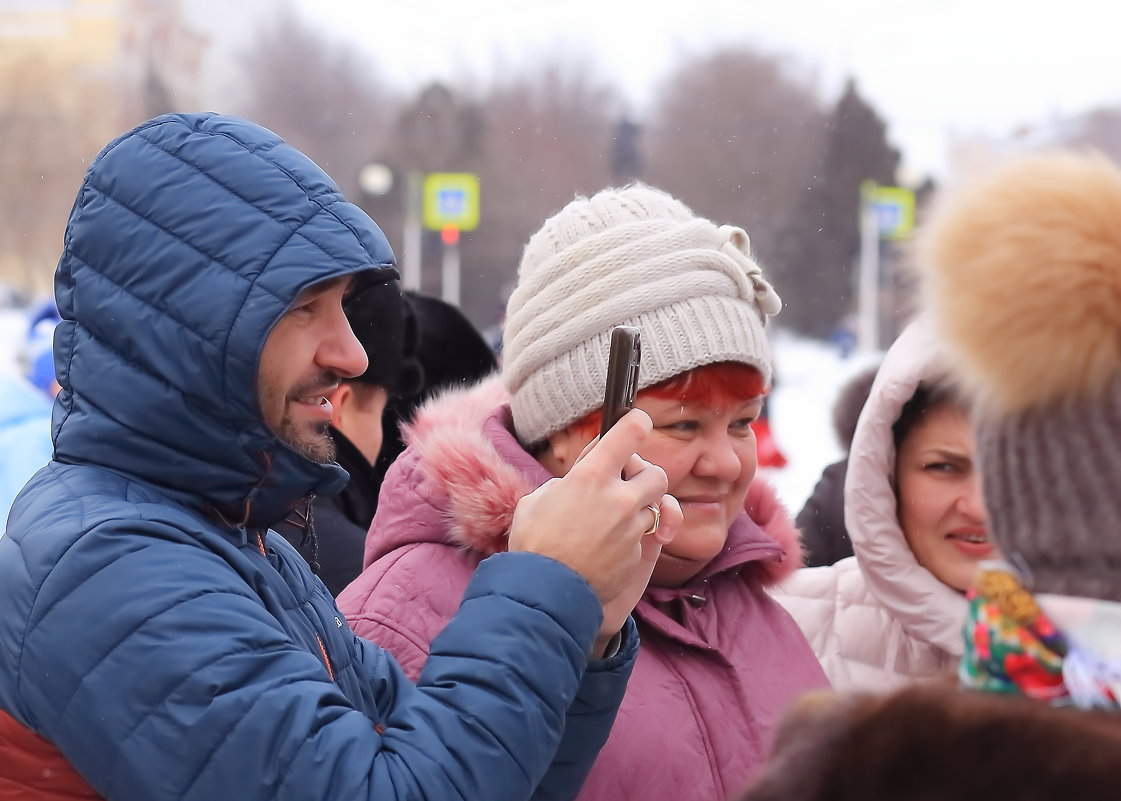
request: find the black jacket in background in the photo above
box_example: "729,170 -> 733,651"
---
276,428 -> 375,596
795,459 -> 854,567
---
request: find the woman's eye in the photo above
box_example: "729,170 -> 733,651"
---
663,420 -> 698,433
923,461 -> 956,473
731,417 -> 757,432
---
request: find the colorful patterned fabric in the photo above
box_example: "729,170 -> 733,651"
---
961,565 -> 1121,710
960,566 -> 1069,700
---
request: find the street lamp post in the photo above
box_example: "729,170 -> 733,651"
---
359,163 -> 423,292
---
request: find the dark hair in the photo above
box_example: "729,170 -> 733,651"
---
892,382 -> 963,449
833,363 -> 880,452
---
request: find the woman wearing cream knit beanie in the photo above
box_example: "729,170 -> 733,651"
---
347,183 -> 828,801
502,183 -> 782,445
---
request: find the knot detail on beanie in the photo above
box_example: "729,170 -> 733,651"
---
718,225 -> 782,319
502,183 -> 781,445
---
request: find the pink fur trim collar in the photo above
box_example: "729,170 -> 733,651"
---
402,377 -> 804,585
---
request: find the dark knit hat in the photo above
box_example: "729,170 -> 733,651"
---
918,151 -> 1121,602
402,291 -> 497,396
344,279 -> 423,396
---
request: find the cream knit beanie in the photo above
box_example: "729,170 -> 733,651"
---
502,184 -> 782,445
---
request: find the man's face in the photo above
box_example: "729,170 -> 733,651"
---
258,276 -> 368,462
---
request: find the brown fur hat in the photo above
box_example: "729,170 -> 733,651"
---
738,684 -> 1121,801
917,151 -> 1121,416
915,151 -> 1121,600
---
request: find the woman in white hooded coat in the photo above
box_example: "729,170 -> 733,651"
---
772,317 -> 994,692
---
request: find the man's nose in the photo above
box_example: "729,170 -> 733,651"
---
322,316 -> 368,379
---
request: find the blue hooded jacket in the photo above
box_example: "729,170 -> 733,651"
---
0,113 -> 635,800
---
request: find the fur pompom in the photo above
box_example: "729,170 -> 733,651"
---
918,151 -> 1121,415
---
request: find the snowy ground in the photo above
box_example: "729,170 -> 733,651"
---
0,302 -> 879,516
0,307 -> 28,378
761,330 -> 883,515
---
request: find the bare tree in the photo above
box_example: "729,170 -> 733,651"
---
0,56 -> 118,296
643,46 -> 827,280
235,9 -> 399,203
458,57 -> 625,328
776,79 -> 900,338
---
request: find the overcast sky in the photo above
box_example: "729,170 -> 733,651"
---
286,0 -> 1121,180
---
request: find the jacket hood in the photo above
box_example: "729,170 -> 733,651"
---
370,376 -> 803,586
843,318 -> 968,655
51,113 -> 397,529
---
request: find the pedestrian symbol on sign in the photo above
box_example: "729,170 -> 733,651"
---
423,173 -> 480,232
438,188 -> 466,217
861,183 -> 914,241
875,203 -> 894,232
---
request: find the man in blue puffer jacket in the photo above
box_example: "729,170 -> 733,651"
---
0,113 -> 680,800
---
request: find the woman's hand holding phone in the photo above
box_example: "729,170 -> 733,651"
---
508,326 -> 681,657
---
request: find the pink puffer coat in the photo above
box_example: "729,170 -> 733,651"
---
338,378 -> 829,801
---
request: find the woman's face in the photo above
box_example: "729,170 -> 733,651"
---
895,404 -> 993,592
633,393 -> 763,587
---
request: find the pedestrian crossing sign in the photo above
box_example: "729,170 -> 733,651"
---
423,173 -> 480,232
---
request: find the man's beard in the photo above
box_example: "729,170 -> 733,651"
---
277,370 -> 340,464
278,414 -> 336,464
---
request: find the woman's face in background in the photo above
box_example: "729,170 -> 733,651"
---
895,404 -> 993,592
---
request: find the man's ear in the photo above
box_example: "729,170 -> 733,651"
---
328,382 -> 353,427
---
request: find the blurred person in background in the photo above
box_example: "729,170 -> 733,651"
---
772,318 -> 992,691
275,279 -> 424,595
0,113 -> 678,801
736,150 -> 1121,801
796,362 -> 880,567
365,289 -> 498,526
752,394 -> 788,469
339,184 -> 829,801
0,300 -> 61,529
23,300 -> 63,398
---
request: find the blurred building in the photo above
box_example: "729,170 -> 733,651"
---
0,0 -> 207,116
0,0 -> 209,295
944,113 -> 1096,186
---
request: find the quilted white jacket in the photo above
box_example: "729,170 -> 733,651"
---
771,319 -> 968,692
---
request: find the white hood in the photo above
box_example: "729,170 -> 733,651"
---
844,317 -> 969,656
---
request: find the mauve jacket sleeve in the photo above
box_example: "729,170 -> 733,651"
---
342,546 -> 638,801
11,521 -> 630,801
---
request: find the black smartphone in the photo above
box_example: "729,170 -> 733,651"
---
600,326 -> 642,438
